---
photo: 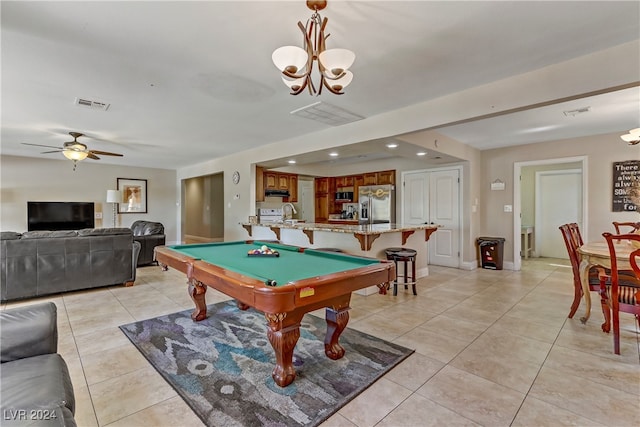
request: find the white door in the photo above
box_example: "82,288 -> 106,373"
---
402,169 -> 460,268
429,169 -> 460,267
535,169 -> 582,259
402,172 -> 429,224
299,180 -> 315,223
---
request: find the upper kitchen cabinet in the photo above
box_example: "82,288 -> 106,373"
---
363,173 -> 377,185
256,168 -> 298,202
287,175 -> 298,202
377,170 -> 396,185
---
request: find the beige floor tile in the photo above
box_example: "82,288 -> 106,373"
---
75,325 -> 133,357
377,393 -> 481,426
349,313 -> 420,342
319,412 -> 357,427
338,378 -> 412,427
82,343 -> 151,385
441,304 -> 503,327
393,327 -> 470,363
543,345 -> 640,396
68,308 -> 136,336
418,313 -> 489,342
384,352 -> 445,391
450,328 -> 552,393
90,366 -> 177,426
417,365 -> 525,426
73,385 -> 99,427
529,365 -> 640,426
491,314 -> 562,344
512,396 -> 605,426
104,396 -> 205,427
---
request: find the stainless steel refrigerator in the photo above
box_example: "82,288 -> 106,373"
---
358,185 -> 395,224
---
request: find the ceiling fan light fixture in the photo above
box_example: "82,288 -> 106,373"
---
273,0 -> 355,96
620,127 -> 640,145
62,149 -> 88,161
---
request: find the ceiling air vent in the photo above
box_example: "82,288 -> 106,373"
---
563,106 -> 590,117
290,102 -> 364,126
74,97 -> 110,111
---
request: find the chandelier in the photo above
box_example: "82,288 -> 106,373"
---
272,0 -> 355,95
620,128 -> 640,145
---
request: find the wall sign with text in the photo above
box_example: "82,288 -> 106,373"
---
612,160 -> 639,212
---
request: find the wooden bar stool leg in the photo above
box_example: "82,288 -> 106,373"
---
403,259 -> 408,290
411,256 -> 417,295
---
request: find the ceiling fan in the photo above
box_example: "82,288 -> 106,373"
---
22,132 -> 123,169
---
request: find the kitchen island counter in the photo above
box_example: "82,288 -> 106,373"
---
241,222 -> 438,251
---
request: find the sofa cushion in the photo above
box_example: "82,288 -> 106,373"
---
21,231 -> 78,239
0,354 -> 75,426
1,232 -> 22,240
131,220 -> 164,236
77,228 -> 132,237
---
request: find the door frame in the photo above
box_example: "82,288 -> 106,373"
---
513,156 -> 588,271
400,165 -> 463,267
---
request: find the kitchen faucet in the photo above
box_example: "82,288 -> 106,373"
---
282,203 -> 297,220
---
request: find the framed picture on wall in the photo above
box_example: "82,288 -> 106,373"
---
117,178 -> 147,213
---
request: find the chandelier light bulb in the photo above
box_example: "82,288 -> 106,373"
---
620,128 -> 640,144
272,46 -> 308,75
327,70 -> 353,92
318,48 -> 355,77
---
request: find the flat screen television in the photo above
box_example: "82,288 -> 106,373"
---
27,201 -> 95,231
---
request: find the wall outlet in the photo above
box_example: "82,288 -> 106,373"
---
95,212 -> 103,219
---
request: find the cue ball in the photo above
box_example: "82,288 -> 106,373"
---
261,245 -> 268,251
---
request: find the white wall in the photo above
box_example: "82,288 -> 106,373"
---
0,155 -> 179,243
480,132 -> 638,264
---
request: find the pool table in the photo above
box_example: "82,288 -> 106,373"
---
155,240 -> 395,387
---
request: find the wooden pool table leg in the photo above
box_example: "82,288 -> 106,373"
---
325,307 -> 349,360
265,312 -> 303,387
188,279 -> 208,321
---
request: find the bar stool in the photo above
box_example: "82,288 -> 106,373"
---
384,247 -> 417,296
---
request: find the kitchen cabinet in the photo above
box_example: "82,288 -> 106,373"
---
335,176 -> 354,187
315,177 -> 329,194
278,174 -> 289,190
287,175 -> 298,202
377,170 -> 395,185
363,173 -> 377,185
256,166 -> 265,202
353,175 -> 364,203
265,172 -> 278,189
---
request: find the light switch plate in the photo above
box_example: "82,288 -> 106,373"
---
504,205 -> 513,212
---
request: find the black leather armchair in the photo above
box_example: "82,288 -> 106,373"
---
1,302 -> 77,426
131,220 -> 166,266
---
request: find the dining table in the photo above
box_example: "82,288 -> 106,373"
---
577,240 -> 635,323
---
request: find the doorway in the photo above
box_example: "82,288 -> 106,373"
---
513,156 -> 588,270
182,173 -> 225,243
402,167 -> 461,268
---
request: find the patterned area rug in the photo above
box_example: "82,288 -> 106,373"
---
120,300 -> 413,427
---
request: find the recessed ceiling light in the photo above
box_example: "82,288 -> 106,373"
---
416,151 -> 427,156
329,152 -> 339,157
386,143 -> 398,148
288,159 -> 296,164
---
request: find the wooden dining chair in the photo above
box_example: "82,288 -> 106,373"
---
612,221 -> 640,235
601,232 -> 640,355
559,223 -> 603,319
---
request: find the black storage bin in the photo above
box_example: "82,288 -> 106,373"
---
477,237 -> 505,270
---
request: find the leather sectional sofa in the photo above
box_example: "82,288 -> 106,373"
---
130,220 -> 165,266
0,228 -> 140,302
1,302 -> 77,426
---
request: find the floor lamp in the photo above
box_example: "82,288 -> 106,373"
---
106,190 -> 121,228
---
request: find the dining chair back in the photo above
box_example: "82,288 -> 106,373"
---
601,232 -> 640,355
559,223 -> 600,318
612,221 -> 640,235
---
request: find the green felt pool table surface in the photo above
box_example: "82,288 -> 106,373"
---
167,241 -> 380,286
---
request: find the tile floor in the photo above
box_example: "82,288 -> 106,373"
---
3,258 -> 639,426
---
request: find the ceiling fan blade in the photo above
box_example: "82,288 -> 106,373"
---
41,150 -> 63,154
87,153 -> 100,160
22,143 -> 63,149
89,150 -> 123,157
